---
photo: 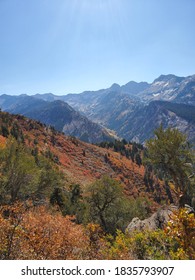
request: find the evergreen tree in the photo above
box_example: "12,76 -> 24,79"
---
145,125 -> 195,206
1,125 -> 9,137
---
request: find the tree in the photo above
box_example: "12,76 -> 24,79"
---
135,153 -> 142,167
145,125 -> 195,206
36,156 -> 64,197
0,138 -> 39,203
0,137 -> 64,204
87,176 -> 133,235
1,125 -> 9,138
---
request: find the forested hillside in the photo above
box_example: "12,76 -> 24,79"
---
0,111 -> 194,260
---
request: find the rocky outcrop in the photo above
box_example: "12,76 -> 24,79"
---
126,207 -> 175,234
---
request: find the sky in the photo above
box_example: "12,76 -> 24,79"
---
0,0 -> 195,95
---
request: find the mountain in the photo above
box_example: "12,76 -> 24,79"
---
139,74 -> 195,105
121,81 -> 150,95
34,83 -> 143,130
0,94 -> 116,143
118,101 -> 195,143
31,74 -> 195,106
1,74 -> 195,144
60,74 -> 195,143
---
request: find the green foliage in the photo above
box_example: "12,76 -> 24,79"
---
145,125 -> 195,205
50,183 -> 89,224
135,153 -> 142,167
1,125 -> 9,137
0,138 -> 39,203
129,197 -> 151,220
50,187 -> 66,208
98,140 -> 143,166
104,211 -> 194,260
0,137 -> 64,204
86,176 -> 151,235
35,155 -> 64,197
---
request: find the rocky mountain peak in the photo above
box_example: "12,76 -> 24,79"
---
109,83 -> 121,91
153,74 -> 185,84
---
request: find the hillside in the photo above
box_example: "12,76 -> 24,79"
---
0,110 -> 175,206
1,111 -> 194,261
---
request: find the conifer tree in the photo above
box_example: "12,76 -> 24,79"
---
145,125 -> 194,206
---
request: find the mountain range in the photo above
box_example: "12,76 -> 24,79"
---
0,74 -> 195,144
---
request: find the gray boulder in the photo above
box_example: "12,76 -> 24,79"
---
126,207 -> 175,234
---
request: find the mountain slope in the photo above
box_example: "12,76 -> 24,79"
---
118,101 -> 195,143
0,110 -> 175,206
0,95 -> 115,143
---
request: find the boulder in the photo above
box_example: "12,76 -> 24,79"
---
126,207 -> 175,234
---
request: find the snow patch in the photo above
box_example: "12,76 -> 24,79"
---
163,82 -> 169,87
153,93 -> 160,97
153,81 -> 165,86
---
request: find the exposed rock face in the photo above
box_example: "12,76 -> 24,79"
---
119,101 -> 195,144
126,207 -> 174,234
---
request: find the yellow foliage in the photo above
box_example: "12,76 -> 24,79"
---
165,209 -> 195,259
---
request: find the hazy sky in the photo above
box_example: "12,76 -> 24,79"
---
0,0 -> 195,95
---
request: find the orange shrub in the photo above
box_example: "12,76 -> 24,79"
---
0,204 -> 89,260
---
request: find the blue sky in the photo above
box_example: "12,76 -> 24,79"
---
0,0 -> 195,95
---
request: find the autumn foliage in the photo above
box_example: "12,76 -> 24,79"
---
0,203 -> 90,260
0,111 -> 195,260
0,203 -> 194,260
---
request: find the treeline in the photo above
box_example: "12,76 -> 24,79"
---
0,112 -> 25,142
98,139 -> 168,203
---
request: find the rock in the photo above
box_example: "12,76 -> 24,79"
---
126,207 -> 174,234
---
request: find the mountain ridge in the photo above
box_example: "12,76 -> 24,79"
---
0,95 -> 116,143
1,73 -> 195,144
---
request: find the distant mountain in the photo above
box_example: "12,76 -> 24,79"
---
32,74 -> 195,106
118,101 -> 195,144
121,81 -> 150,95
0,95 -> 116,143
60,74 -> 195,143
1,73 -> 195,144
139,74 -> 195,105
